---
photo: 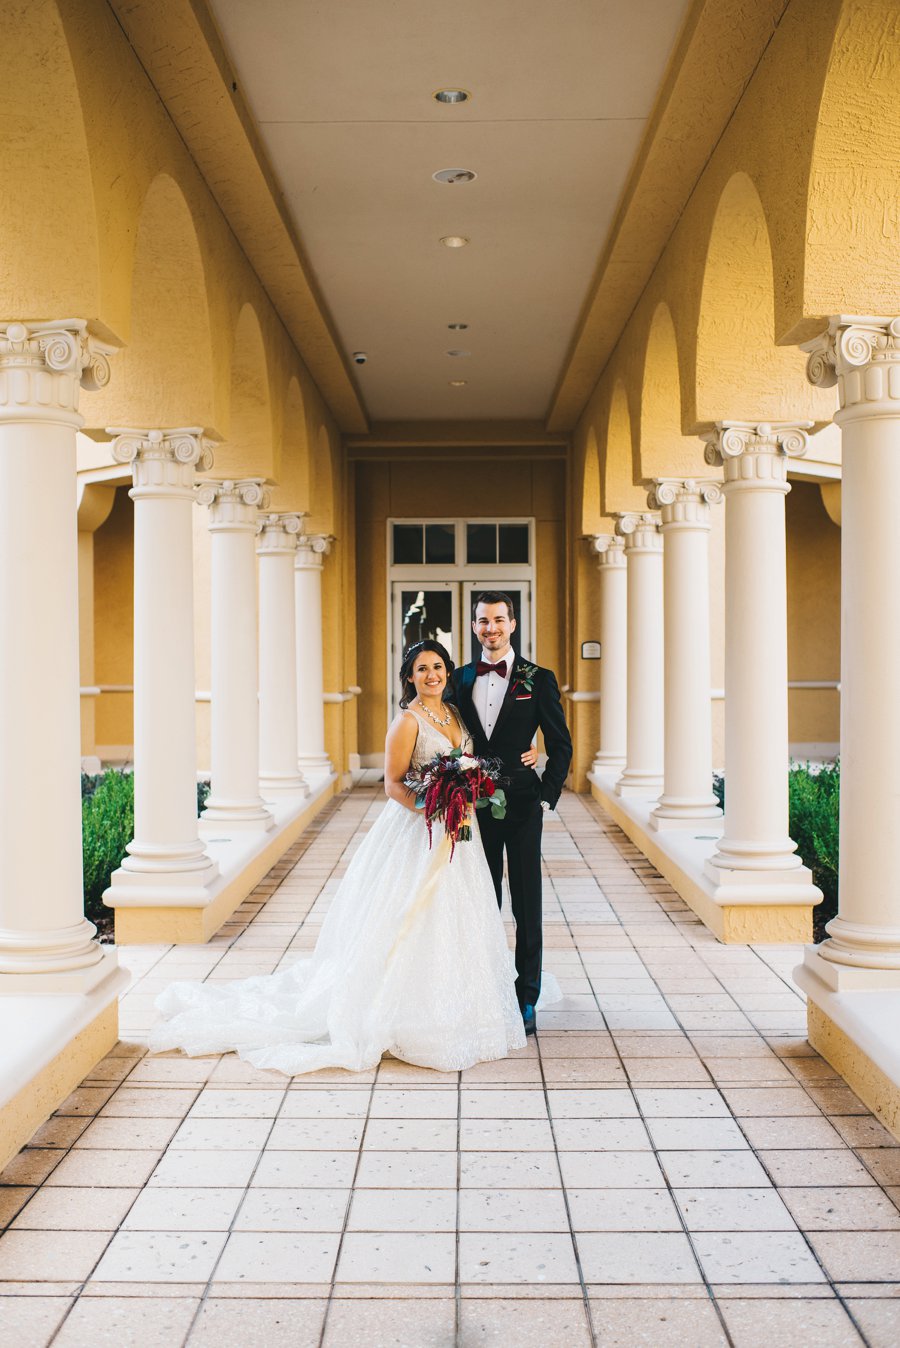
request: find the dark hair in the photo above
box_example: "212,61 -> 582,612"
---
399,639 -> 455,709
472,589 -> 516,622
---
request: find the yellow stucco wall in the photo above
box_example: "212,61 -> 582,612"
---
93,488 -> 134,757
787,481 -> 841,753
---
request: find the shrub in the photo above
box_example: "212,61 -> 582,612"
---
82,771 -> 214,922
710,762 -> 840,941
82,770 -> 134,922
789,760 -> 839,939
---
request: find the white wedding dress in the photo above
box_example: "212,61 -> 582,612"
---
148,713 -> 532,1074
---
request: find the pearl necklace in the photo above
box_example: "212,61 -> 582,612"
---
415,698 -> 453,728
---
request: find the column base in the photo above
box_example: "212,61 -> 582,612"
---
795,947 -> 900,1141
298,753 -> 333,774
120,837 -> 219,876
109,773 -> 339,944
593,754 -> 626,774
704,850 -> 820,899
260,771 -> 309,796
615,769 -> 663,798
589,769 -> 820,943
104,853 -> 220,908
650,797 -> 722,831
814,918 -> 900,971
201,797 -> 275,832
705,837 -> 806,877
0,944 -> 119,996
0,918 -> 106,978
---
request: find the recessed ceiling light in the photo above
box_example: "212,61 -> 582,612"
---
449,379 -> 468,386
432,168 -> 477,185
440,235 -> 469,248
434,89 -> 469,104
447,322 -> 469,330
446,349 -> 471,358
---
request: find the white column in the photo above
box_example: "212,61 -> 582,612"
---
295,533 -> 334,774
108,428 -> 218,890
702,422 -> 815,888
258,512 -> 308,794
802,316 -> 900,970
649,478 -> 723,829
0,321 -> 118,988
614,512 -> 664,797
198,479 -> 274,831
588,534 -> 627,770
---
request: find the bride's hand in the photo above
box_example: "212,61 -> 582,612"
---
521,746 -> 538,768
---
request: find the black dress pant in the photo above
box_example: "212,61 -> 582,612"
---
476,796 -> 543,1009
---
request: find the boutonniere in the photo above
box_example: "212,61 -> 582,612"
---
510,661 -> 538,695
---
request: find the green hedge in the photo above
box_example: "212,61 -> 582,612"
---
82,771 -> 211,923
712,762 -> 839,941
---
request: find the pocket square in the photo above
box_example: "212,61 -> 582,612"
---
515,693 -> 532,701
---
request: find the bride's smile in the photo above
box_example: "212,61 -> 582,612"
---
410,653 -> 448,706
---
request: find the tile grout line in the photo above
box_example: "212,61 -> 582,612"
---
592,807 -> 894,1333
532,1031 -> 599,1348
454,1067 -> 462,1348
316,1063 -> 383,1348
180,1073 -> 295,1345
40,1074 -> 208,1347
555,805 -> 738,1348
567,798 -> 891,1344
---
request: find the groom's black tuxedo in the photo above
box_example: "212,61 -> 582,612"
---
452,653 -> 572,1010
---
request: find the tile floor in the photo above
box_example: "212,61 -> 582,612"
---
2,787 -> 900,1346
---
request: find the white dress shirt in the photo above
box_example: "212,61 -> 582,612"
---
472,652 -> 513,738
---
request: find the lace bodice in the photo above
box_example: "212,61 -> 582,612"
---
408,707 -> 473,771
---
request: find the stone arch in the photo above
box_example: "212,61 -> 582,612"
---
694,172 -> 829,425
601,381 -> 645,515
0,0 -> 100,318
580,428 -> 603,536
801,0 -> 900,324
638,301 -> 706,480
214,303 -> 274,480
269,376 -> 310,512
87,173 -> 215,431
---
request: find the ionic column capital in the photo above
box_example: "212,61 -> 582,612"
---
257,511 -> 306,555
197,478 -> 270,530
109,426 -> 217,497
648,477 -> 723,529
614,512 -> 662,553
588,533 -> 627,568
701,421 -> 811,489
802,314 -> 900,421
0,320 -> 115,423
295,533 -> 335,570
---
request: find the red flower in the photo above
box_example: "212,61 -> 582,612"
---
483,777 -> 495,796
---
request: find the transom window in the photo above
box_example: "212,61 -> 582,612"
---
391,520 -> 531,566
391,522 -> 456,565
466,522 -> 530,565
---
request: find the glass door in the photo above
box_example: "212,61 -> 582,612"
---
390,582 -> 459,717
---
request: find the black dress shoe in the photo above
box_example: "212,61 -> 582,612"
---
521,1003 -> 536,1036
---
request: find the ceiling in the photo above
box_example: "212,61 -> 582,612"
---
206,0 -> 692,424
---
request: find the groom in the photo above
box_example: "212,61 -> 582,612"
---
452,591 -> 572,1035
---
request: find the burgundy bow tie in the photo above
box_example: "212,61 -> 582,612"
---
476,659 -> 507,678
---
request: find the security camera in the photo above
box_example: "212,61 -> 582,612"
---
353,351 -> 367,365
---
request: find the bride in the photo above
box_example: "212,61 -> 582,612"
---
148,639 -> 540,1074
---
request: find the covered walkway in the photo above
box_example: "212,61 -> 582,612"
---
1,788 -> 898,1347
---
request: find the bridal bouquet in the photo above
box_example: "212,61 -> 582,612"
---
405,749 -> 507,857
